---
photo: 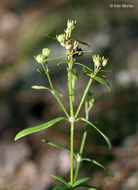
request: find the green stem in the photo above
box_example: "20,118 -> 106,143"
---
73,67 -> 98,182
70,121 -> 74,186
44,54 -> 67,62
74,101 -> 89,182
75,78 -> 92,118
68,55 -> 75,186
42,63 -> 69,118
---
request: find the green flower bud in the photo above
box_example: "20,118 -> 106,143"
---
67,19 -> 76,31
89,98 -> 96,108
42,48 -> 50,57
35,54 -> 45,64
102,56 -> 108,67
92,55 -> 101,68
56,34 -> 66,45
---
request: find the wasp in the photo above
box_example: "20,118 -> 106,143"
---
72,47 -> 84,63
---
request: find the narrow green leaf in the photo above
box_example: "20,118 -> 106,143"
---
42,139 -> 77,158
73,50 -> 92,55
45,33 -> 57,40
57,61 -> 69,66
45,54 -> 67,62
52,187 -> 70,190
76,183 -> 101,190
92,76 -> 111,92
74,62 -> 94,74
72,69 -> 78,102
73,177 -> 92,188
53,89 -> 63,97
71,69 -> 78,80
71,38 -> 90,47
42,139 -> 70,153
51,174 -> 69,187
83,67 -> 91,73
14,117 -> 67,141
31,85 -> 51,90
81,158 -> 113,177
31,86 -> 63,97
78,118 -> 112,150
99,70 -> 112,73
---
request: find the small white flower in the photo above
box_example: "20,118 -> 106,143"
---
73,41 -> 79,50
67,19 -> 76,31
102,56 -> 108,67
92,55 -> 101,67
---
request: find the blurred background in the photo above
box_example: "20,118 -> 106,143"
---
0,0 -> 138,189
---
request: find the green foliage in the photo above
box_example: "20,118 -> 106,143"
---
72,177 -> 92,188
81,158 -> 113,177
51,175 -> 70,187
71,38 -> 90,47
45,33 -> 57,40
14,19 -> 112,189
92,76 -> 111,92
42,139 -> 70,152
32,85 -> 63,97
78,117 -> 112,150
14,117 -> 67,141
52,187 -> 70,190
75,184 -> 102,190
42,139 -> 77,159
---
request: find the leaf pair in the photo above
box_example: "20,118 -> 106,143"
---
14,115 -> 112,151
42,139 -> 112,177
51,175 -> 100,189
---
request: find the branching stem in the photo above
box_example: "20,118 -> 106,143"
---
42,63 -> 69,118
74,101 -> 89,182
75,78 -> 92,118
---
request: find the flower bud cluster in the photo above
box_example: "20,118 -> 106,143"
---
56,20 -> 80,57
65,40 -> 74,55
42,48 -> 50,57
56,20 -> 77,48
92,55 -> 108,68
35,48 -> 50,64
56,34 -> 66,47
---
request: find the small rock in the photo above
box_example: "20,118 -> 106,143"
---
0,141 -> 31,176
